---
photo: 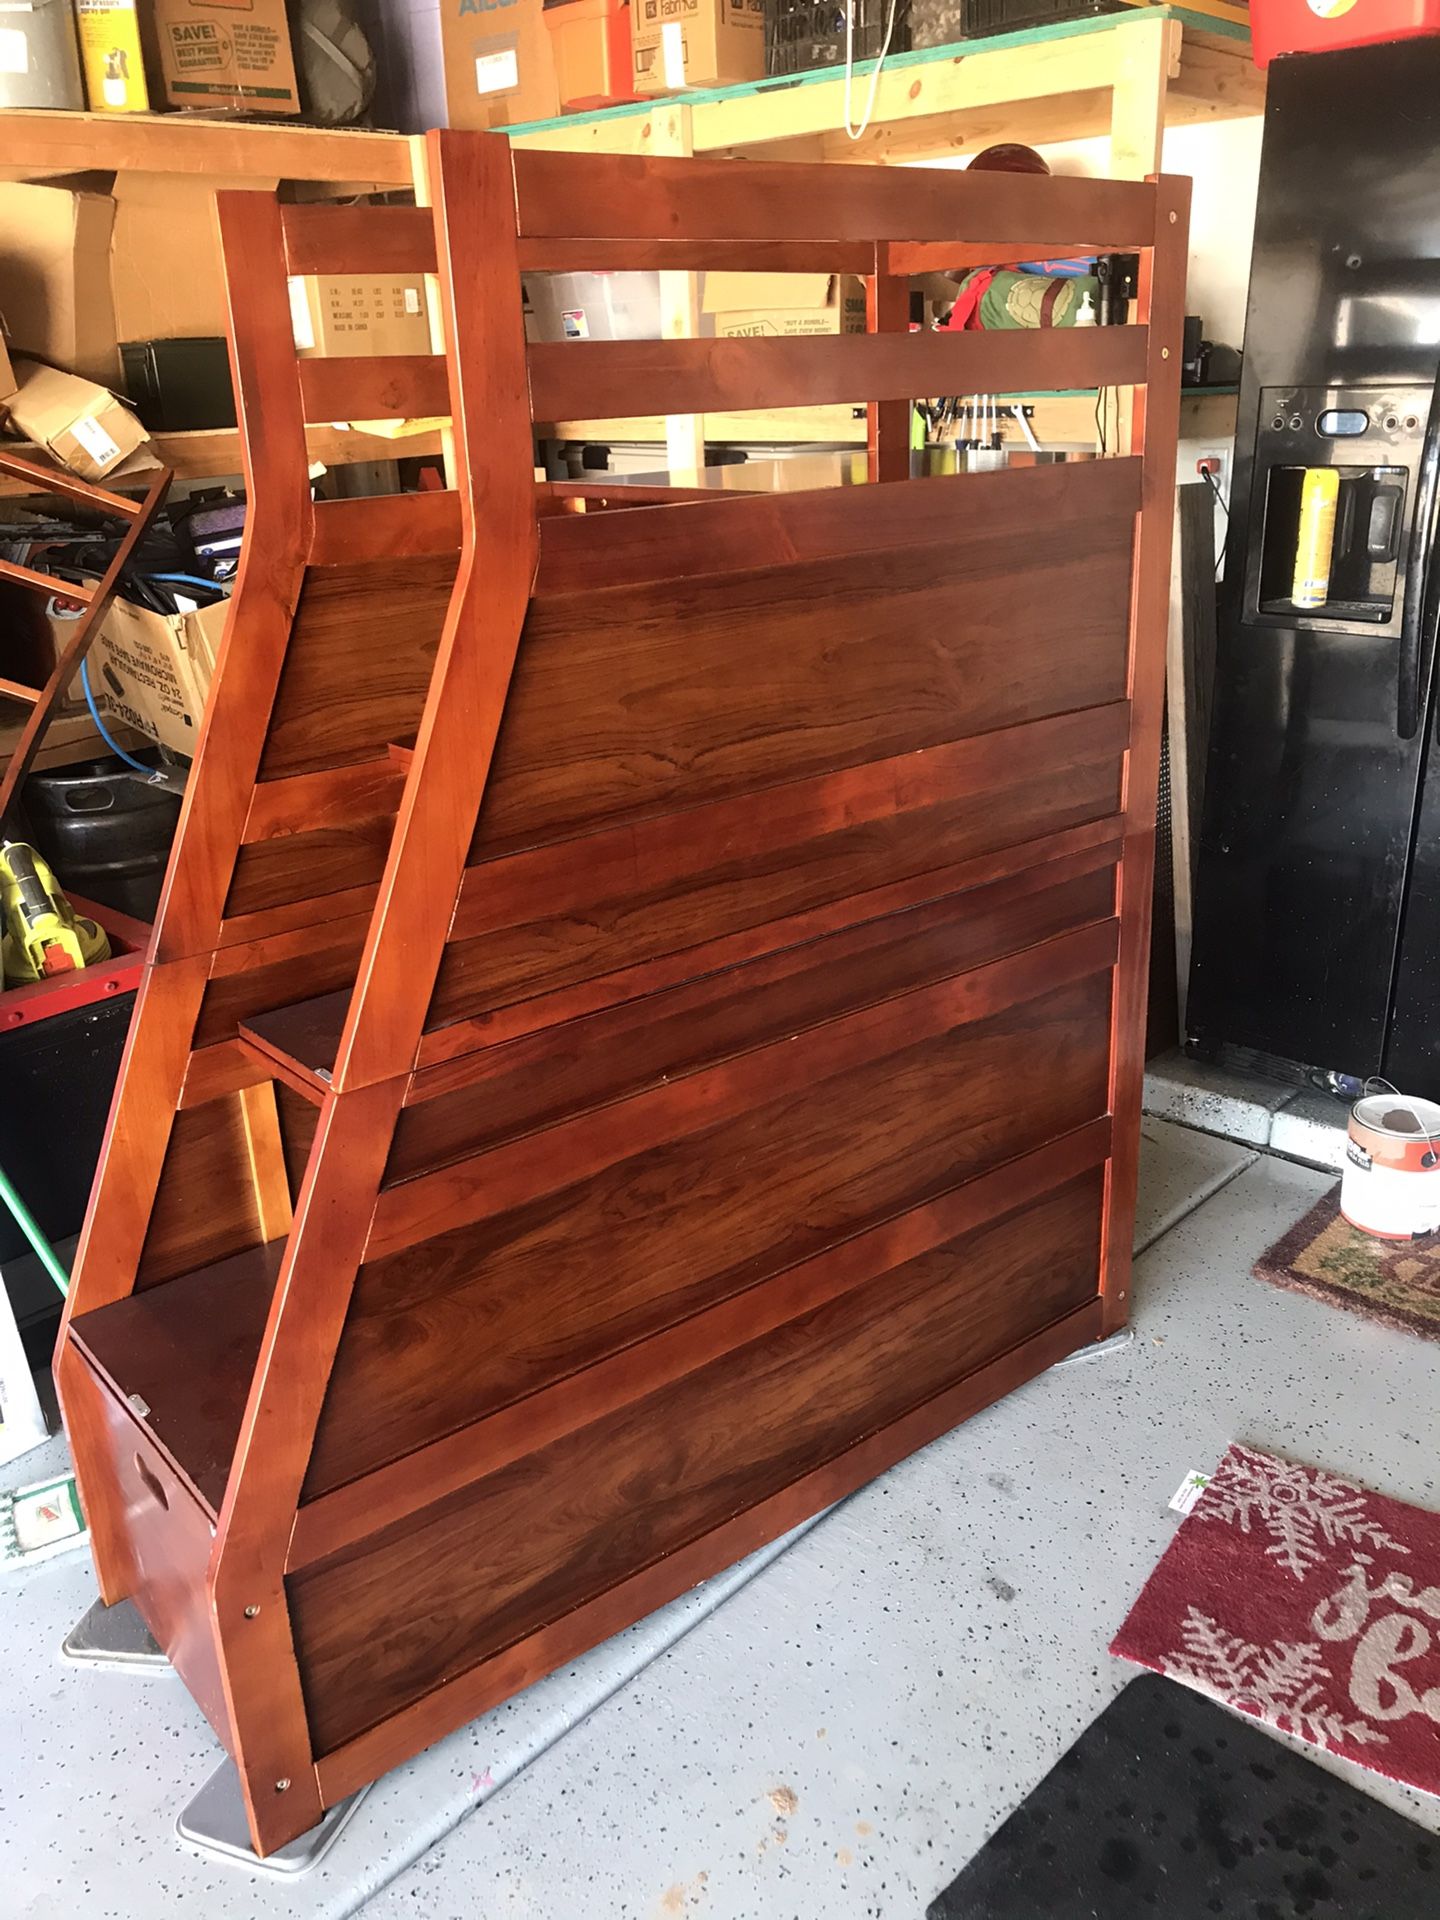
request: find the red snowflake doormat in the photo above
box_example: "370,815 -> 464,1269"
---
1112,1444 -> 1440,1796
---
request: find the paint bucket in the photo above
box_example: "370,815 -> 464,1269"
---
1340,1090 -> 1440,1239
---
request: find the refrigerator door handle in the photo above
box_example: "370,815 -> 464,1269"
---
1399,373 -> 1440,739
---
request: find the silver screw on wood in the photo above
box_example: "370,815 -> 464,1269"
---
275,1778 -> 291,1793
244,1604 -> 260,1618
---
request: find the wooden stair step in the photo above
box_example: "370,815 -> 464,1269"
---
237,989 -> 349,1101
0,678 -> 42,705
69,1239 -> 284,1517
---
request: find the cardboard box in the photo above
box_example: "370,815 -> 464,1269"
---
150,0 -> 300,115
288,275 -> 433,358
6,360 -> 155,482
631,0 -> 762,93
0,185 -> 120,386
88,596 -> 227,757
440,0 -> 562,128
111,173 -> 275,342
704,271 -> 867,338
76,0 -> 149,110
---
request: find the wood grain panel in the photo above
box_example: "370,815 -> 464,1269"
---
297,1120 -> 1111,1567
194,909 -> 371,1048
433,711 -> 1126,1033
307,963 -> 1112,1494
471,510 -> 1134,859
225,814 -> 399,919
255,556 -> 454,781
293,1169 -> 1105,1753
135,1094 -> 264,1289
511,148 -> 1156,249
281,203 -> 437,277
274,1084 -> 321,1209
534,458 -> 1141,598
529,325 -> 1147,426
389,850 -> 1118,1185
298,355 -> 450,426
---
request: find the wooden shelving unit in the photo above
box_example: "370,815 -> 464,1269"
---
508,6 -> 1259,460
0,7 -> 1258,478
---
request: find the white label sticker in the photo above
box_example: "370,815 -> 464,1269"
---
69,413 -> 122,469
0,28 -> 29,76
475,47 -> 519,96
287,276 -> 316,351
403,286 -> 422,315
561,309 -> 589,340
661,21 -> 686,88
1169,1469 -> 1211,1516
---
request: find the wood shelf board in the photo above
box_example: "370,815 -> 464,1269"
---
0,424 -> 444,496
509,8 -> 1257,160
70,1239 -> 284,1516
0,108 -> 412,185
239,989 -> 348,1091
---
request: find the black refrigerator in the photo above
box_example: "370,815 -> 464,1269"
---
1189,37 -> 1440,1099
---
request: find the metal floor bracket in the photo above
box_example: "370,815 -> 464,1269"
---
61,1597 -> 169,1672
177,1759 -> 368,1876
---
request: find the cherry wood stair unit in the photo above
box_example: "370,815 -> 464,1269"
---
54,131 -> 1188,1855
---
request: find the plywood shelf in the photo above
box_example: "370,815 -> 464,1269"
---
0,107 -> 412,186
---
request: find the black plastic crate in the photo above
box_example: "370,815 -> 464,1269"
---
909,0 -> 1123,51
764,0 -> 911,76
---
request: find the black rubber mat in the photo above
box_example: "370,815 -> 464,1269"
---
928,1674 -> 1438,1919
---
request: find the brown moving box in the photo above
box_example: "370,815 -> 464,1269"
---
149,0 -> 301,115
288,275 -> 433,357
0,185 -> 120,386
441,0 -> 562,127
704,271 -> 868,338
111,173 -> 279,342
6,360 -> 155,482
632,0 -> 762,93
88,596 -> 227,756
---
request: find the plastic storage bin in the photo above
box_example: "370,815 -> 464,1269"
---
544,0 -> 636,107
524,271 -> 663,342
764,0 -> 910,74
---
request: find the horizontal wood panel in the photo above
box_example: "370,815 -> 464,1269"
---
294,1168 -> 1105,1753
256,556 -> 453,781
243,759 -> 407,845
307,959 -> 1113,1495
511,148 -> 1156,249
418,816 -> 1122,1065
295,1118 -> 1112,1567
225,815 -> 399,920
298,355 -> 450,427
195,909 -> 371,1049
475,498 -> 1135,858
529,324 -> 1148,425
134,1094 -> 264,1290
534,458 -> 1141,598
381,919 -> 1116,1261
389,847 -> 1118,1185
282,203 -> 437,277
309,494 -> 462,568
432,707 -> 1127,1033
521,238 -> 876,274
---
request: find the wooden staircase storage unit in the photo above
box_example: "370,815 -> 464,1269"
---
55,131 -> 1188,1855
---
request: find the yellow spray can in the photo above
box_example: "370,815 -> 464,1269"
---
1291,466 -> 1340,609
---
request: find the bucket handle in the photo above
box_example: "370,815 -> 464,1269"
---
1361,1076 -> 1440,1168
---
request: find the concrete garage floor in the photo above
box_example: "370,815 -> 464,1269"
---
8,1112 -> 1439,1920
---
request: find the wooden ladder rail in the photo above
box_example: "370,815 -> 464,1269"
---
0,451 -> 173,826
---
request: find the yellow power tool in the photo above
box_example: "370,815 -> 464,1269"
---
0,842 -> 110,985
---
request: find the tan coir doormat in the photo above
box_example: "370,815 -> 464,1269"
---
1254,1184 -> 1440,1342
